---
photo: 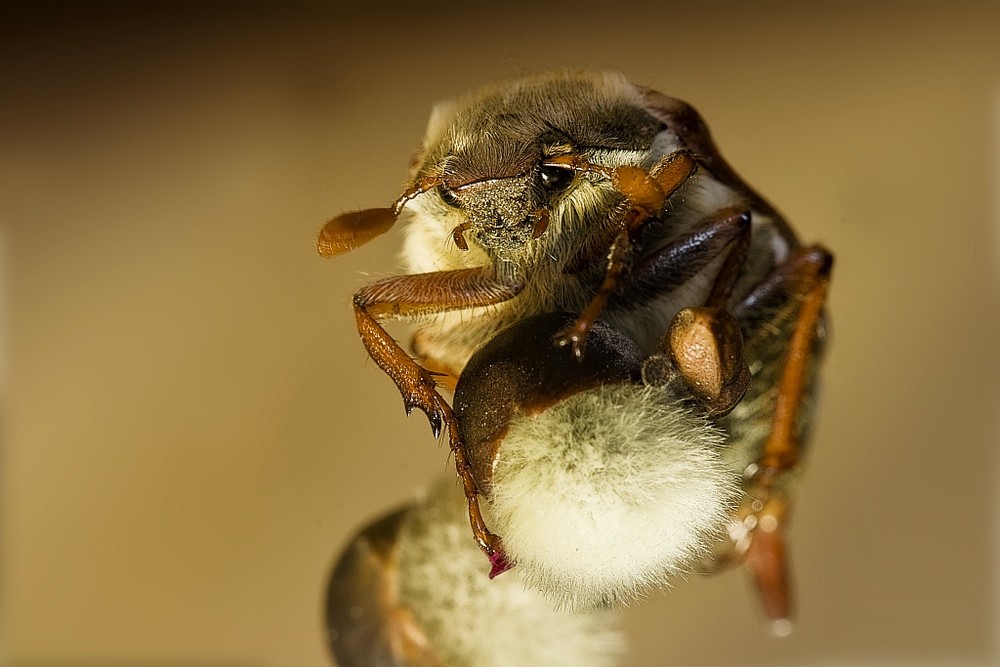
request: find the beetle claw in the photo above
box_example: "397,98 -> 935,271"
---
488,547 -> 514,579
426,412 -> 443,439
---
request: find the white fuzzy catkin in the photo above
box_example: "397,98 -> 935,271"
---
398,478 -> 625,667
487,384 -> 740,611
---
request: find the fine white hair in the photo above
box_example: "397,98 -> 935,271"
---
398,478 -> 625,667
486,384 -> 740,611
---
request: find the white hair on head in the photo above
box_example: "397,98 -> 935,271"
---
486,383 -> 740,611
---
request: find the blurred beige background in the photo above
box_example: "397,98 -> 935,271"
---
3,2 -> 998,665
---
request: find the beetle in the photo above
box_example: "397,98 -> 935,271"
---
319,69 -> 832,625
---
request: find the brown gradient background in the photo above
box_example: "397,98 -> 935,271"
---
3,2 -> 998,665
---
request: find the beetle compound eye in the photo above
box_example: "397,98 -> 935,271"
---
538,164 -> 575,196
437,185 -> 464,209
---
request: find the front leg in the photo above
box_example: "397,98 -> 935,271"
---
550,151 -> 697,356
352,267 -> 523,572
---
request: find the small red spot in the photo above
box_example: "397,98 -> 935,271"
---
488,550 -> 514,579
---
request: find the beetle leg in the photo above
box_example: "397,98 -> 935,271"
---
552,152 -> 696,356
722,246 -> 833,627
750,248 -> 831,478
352,267 -> 524,567
553,226 -> 635,358
664,206 -> 754,414
354,268 -> 523,422
663,306 -> 752,416
621,207 -> 753,415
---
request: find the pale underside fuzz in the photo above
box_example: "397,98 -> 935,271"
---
398,479 -> 625,667
487,384 -> 740,611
